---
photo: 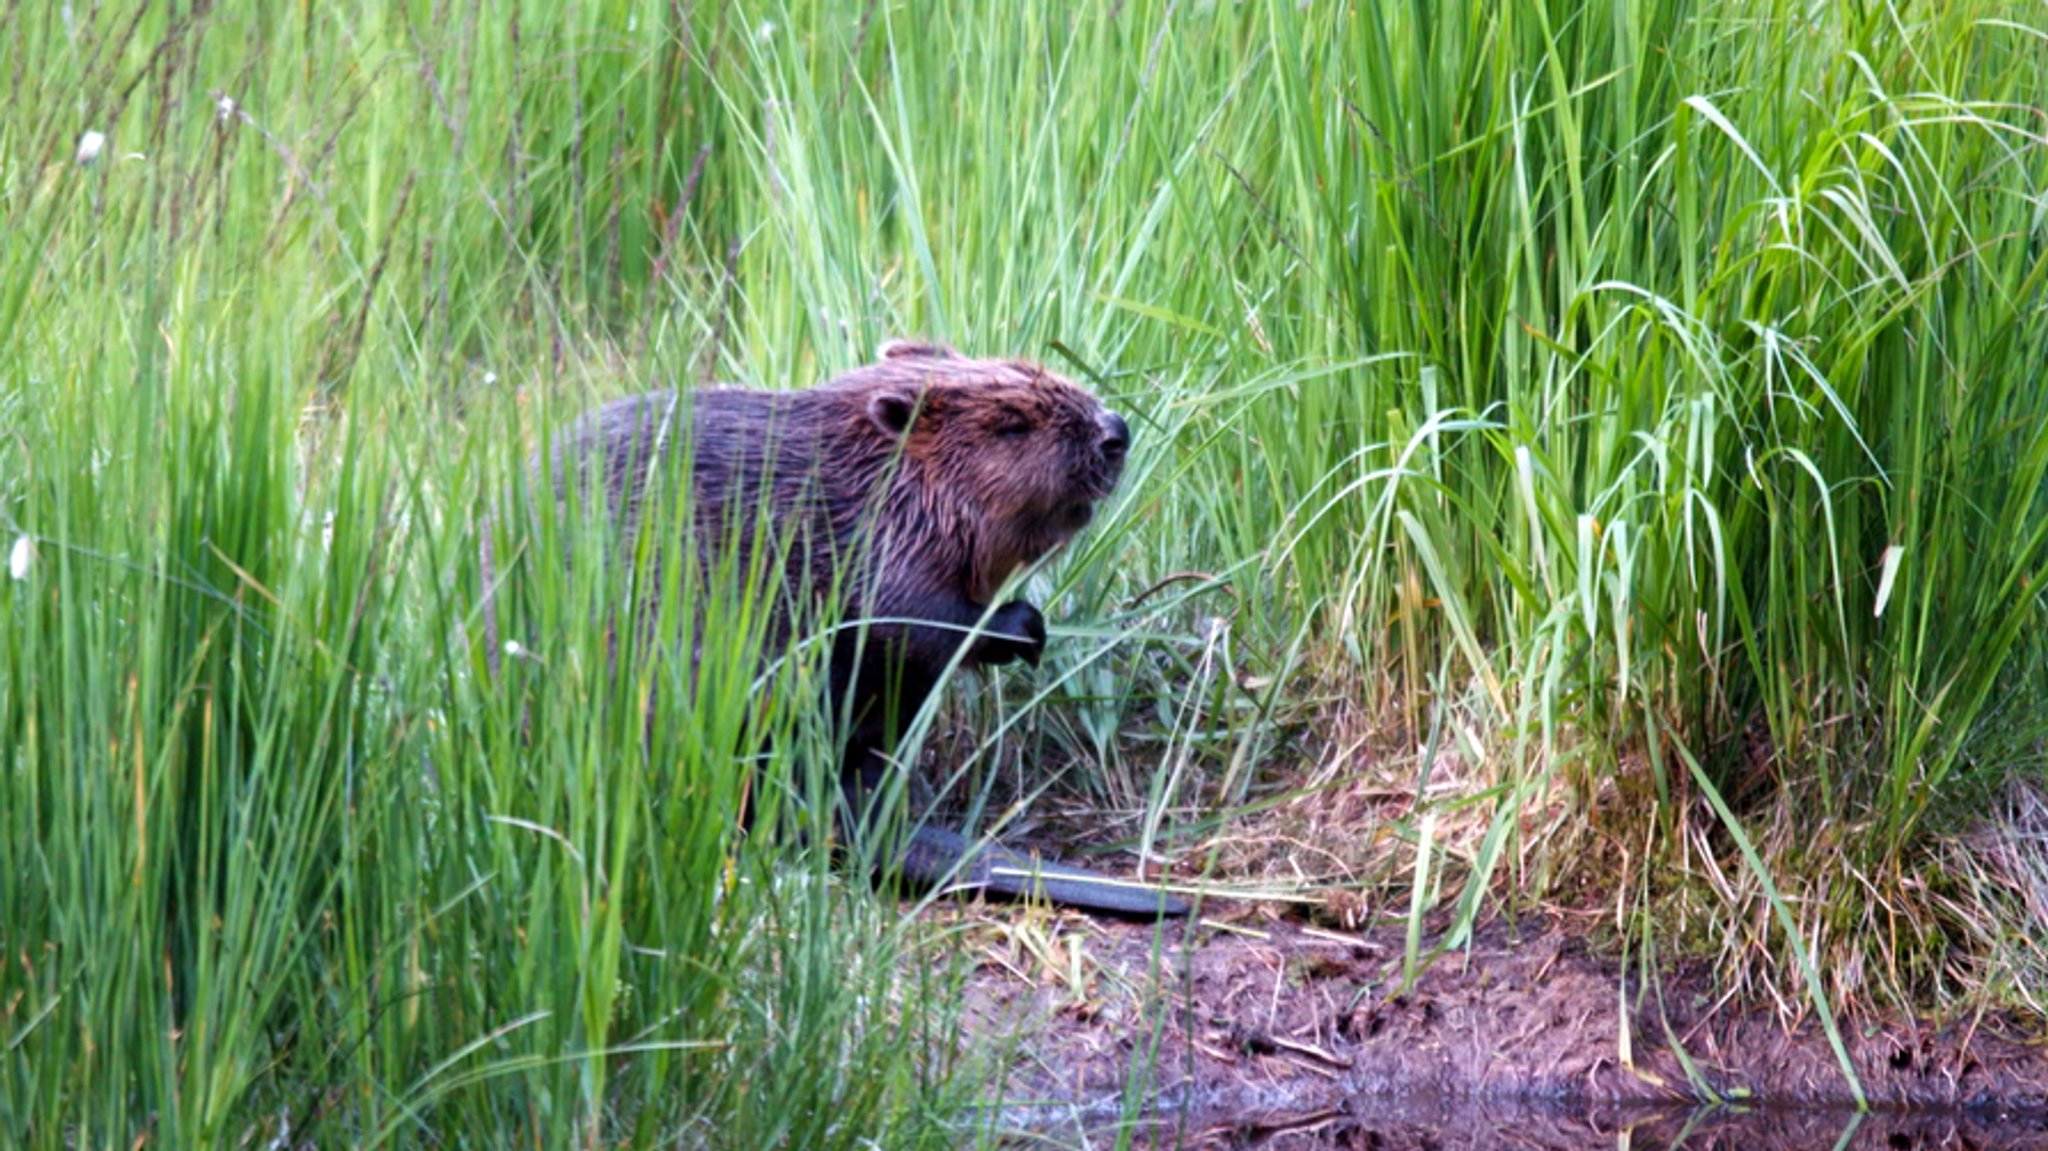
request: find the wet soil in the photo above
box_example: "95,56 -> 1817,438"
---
945,908 -> 2048,1148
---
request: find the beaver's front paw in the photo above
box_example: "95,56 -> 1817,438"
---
977,600 -> 1046,668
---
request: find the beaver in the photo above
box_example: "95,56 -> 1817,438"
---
539,340 -> 1188,918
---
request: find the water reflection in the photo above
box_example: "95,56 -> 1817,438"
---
1049,1097 -> 2048,1150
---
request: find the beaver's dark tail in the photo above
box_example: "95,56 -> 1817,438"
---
894,823 -> 1192,920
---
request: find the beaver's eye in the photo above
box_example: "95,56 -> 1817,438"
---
995,417 -> 1033,438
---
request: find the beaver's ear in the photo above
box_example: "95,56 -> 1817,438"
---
866,387 -> 925,438
878,339 -> 960,362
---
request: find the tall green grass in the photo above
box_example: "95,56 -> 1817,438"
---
4,0 -> 2046,1142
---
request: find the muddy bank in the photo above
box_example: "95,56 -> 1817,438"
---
950,910 -> 2048,1141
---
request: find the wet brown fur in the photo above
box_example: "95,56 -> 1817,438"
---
555,341 -> 1121,614
545,340 -> 1128,791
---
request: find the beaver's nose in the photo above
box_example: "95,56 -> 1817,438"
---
1098,410 -> 1130,462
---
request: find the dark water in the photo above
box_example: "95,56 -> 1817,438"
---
1224,1099 -> 2048,1150
1017,1097 -> 2048,1149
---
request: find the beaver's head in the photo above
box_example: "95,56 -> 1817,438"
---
848,341 -> 1130,592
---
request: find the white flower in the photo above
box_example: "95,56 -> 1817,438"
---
502,640 -> 525,658
482,370 -> 498,387
756,20 -> 776,42
216,94 -> 237,123
75,130 -> 105,165
9,536 -> 32,581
